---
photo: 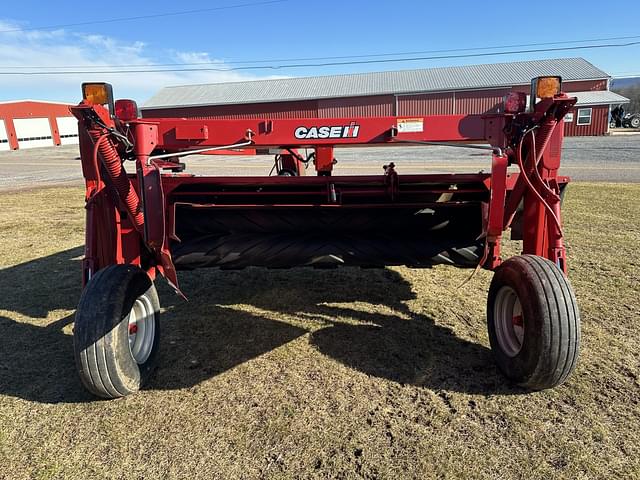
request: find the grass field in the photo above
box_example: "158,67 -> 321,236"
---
0,183 -> 639,479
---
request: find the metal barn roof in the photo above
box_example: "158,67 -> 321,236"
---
144,57 -> 609,109
571,90 -> 628,106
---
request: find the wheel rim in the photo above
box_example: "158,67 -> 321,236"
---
494,286 -> 525,357
127,294 -> 156,364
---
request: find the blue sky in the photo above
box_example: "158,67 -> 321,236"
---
1,0 -> 639,103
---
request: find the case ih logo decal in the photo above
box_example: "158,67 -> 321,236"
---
294,122 -> 360,140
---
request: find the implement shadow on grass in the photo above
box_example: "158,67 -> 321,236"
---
0,248 -> 519,404
0,247 -> 308,404
155,267 -> 518,396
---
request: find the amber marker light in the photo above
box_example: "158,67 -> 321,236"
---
81,83 -> 114,113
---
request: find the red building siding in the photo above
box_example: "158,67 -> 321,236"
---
510,80 -> 606,95
563,105 -> 609,137
397,93 -> 453,115
396,89 -> 513,116
454,89 -> 510,114
562,79 -> 607,92
147,100 -> 319,119
318,95 -> 393,118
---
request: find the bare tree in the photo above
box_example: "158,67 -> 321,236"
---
612,85 -> 640,113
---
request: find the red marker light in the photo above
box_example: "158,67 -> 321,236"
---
115,99 -> 139,122
504,92 -> 527,114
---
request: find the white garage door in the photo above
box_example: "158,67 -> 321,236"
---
13,117 -> 54,149
56,116 -> 79,145
0,120 -> 9,151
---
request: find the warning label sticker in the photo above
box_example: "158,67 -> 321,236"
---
397,118 -> 424,133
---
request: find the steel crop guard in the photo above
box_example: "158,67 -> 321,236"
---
71,77 -> 580,398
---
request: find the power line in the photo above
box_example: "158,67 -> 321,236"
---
0,0 -> 287,34
1,40 -> 639,75
3,34 -> 640,69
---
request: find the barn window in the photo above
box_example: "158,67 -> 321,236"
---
577,108 -> 592,126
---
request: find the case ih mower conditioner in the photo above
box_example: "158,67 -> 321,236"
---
71,77 -> 580,398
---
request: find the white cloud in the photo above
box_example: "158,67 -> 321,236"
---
0,19 -> 274,103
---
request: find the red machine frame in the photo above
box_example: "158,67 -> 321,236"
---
71,91 -> 575,295
69,80 -> 583,398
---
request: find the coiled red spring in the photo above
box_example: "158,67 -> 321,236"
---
533,117 -> 556,164
88,127 -> 144,231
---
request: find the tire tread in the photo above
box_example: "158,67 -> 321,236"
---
73,265 -> 158,399
487,254 -> 580,390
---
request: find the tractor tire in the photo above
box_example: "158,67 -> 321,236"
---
631,116 -> 640,129
73,265 -> 160,398
487,255 -> 580,390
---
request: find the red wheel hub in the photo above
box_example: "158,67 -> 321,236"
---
512,314 -> 524,327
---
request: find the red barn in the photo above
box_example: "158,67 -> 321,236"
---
142,57 -> 628,137
0,100 -> 77,150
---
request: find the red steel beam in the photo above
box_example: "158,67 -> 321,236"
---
147,114 -> 496,151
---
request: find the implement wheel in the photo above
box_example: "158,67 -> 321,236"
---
73,265 -> 160,398
487,255 -> 580,390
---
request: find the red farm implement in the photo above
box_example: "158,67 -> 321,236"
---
71,77 -> 580,398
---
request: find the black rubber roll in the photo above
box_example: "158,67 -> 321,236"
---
171,232 -> 483,269
171,206 -> 484,269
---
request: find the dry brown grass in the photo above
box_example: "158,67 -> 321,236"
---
0,183 -> 639,479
